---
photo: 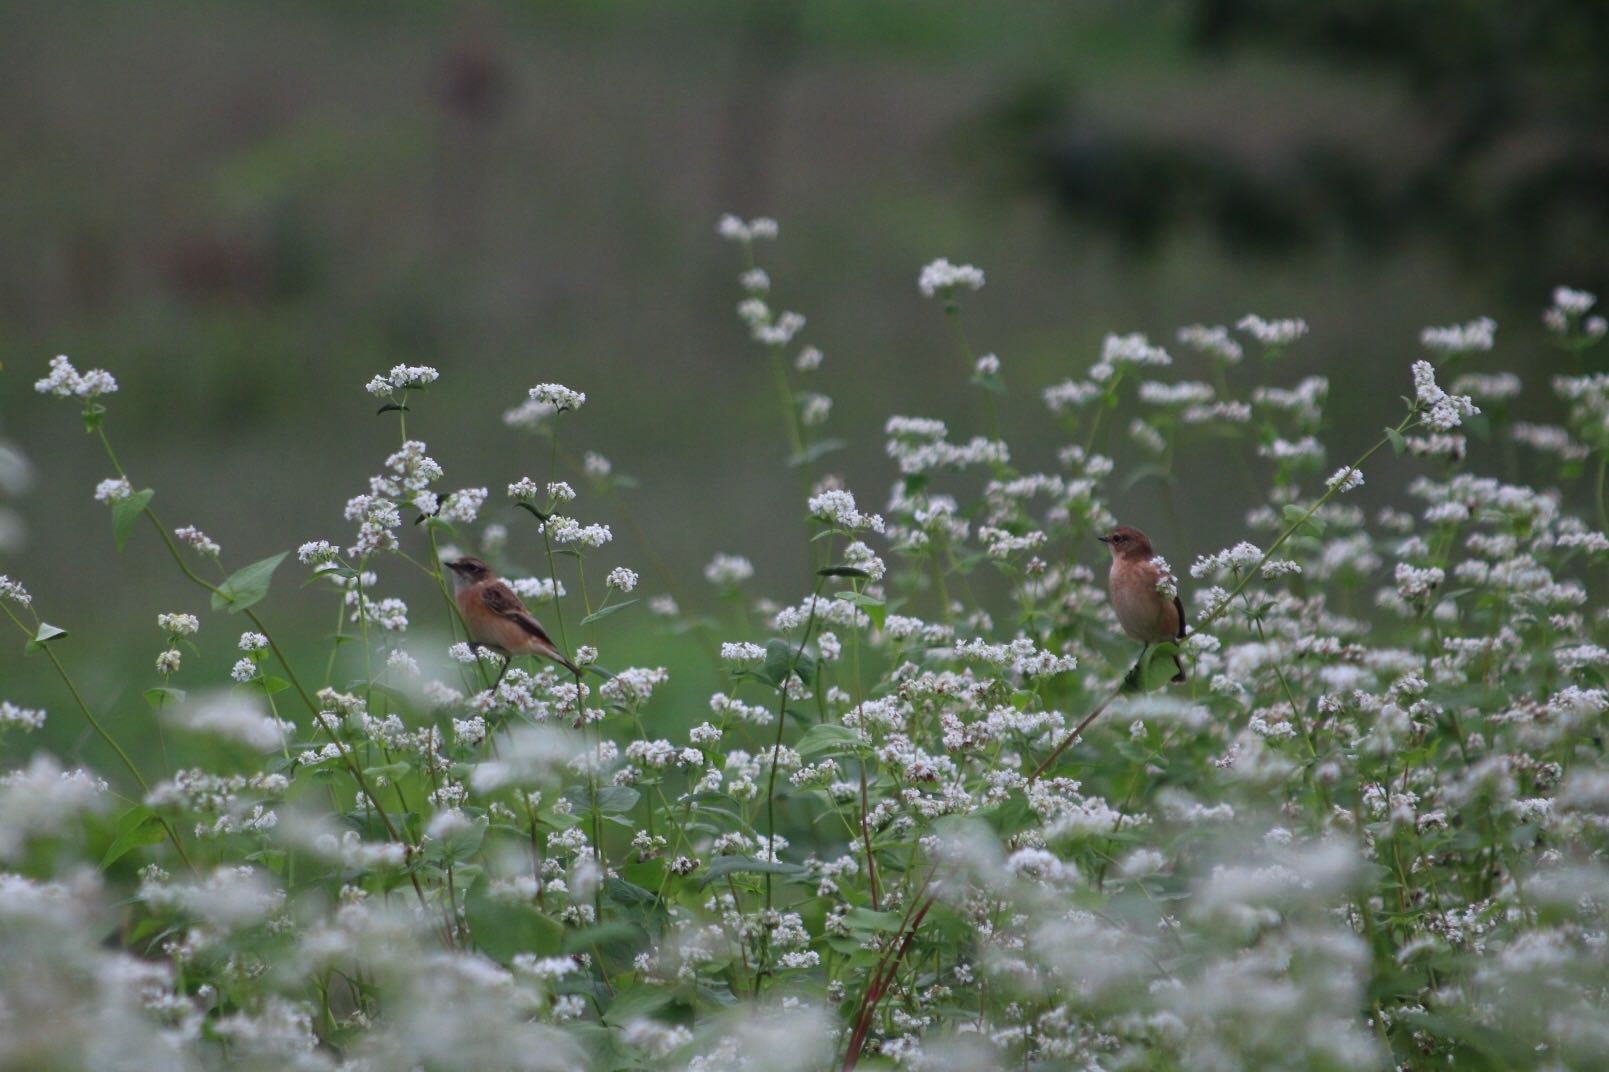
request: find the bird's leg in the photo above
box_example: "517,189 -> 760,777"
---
491,653 -> 512,691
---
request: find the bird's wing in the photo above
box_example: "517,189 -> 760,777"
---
481,581 -> 557,646
1174,595 -> 1187,639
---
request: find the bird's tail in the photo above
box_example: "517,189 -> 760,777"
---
533,637 -> 582,677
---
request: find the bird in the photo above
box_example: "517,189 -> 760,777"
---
1098,525 -> 1187,683
443,556 -> 580,687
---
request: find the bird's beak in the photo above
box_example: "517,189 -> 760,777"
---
1097,535 -> 1111,544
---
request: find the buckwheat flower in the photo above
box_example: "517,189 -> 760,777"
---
798,392 -> 832,427
297,540 -> 339,565
1237,313 -> 1309,347
1152,555 -> 1178,599
975,353 -> 1000,377
795,345 -> 823,371
1128,419 -> 1166,455
174,525 -> 221,557
1450,371 -> 1521,402
1257,436 -> 1325,463
545,515 -> 612,548
1191,542 -> 1264,579
34,354 -> 118,399
1394,562 -> 1444,601
648,594 -> 679,616
842,540 -> 886,581
507,576 -> 565,604
1326,466 -> 1364,493
578,452 -> 612,481
704,550 -> 753,585
156,612 -> 199,637
721,642 -> 766,665
1139,380 -> 1214,407
0,754 -> 108,858
1511,422 -> 1590,462
364,364 -> 440,398
527,383 -> 586,412
752,309 -> 806,347
1177,323 -> 1244,363
176,693 -> 291,750
93,476 -> 133,503
0,575 -> 31,606
1411,359 -> 1480,431
1420,317 -> 1496,355
739,267 -> 770,292
716,214 -> 778,242
238,632 -> 268,653
1551,285 -> 1596,317
1091,332 -> 1171,382
918,257 -> 985,297
605,566 -> 639,592
230,658 -> 257,683
438,487 -> 488,524
1556,644 -> 1608,674
1042,379 -> 1101,413
807,488 -> 885,533
0,701 -> 46,731
155,648 -> 182,674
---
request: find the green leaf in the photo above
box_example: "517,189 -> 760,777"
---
842,906 -> 905,934
698,854 -> 809,889
111,489 -> 154,551
100,806 -> 166,869
580,599 -> 637,626
594,786 -> 640,814
817,565 -> 871,579
1280,503 -> 1325,536
836,590 -> 887,630
211,552 -> 289,613
25,622 -> 68,654
796,723 -> 866,757
789,437 -> 847,467
514,501 -> 550,523
464,877 -> 564,964
1138,642 -> 1184,691
248,675 -> 291,696
375,402 -> 409,415
143,686 -> 186,708
1384,426 -> 1406,454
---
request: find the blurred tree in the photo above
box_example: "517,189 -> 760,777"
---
972,0 -> 1609,297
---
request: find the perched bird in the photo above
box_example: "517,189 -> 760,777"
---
444,556 -> 579,686
1099,525 -> 1186,683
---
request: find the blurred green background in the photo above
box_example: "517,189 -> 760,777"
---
2,1 -> 1606,771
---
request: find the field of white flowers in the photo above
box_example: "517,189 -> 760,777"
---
3,217 -> 1608,1071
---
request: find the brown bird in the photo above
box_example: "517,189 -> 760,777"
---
444,556 -> 579,687
1099,525 -> 1187,683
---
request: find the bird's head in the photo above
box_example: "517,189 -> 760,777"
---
1098,525 -> 1154,561
444,556 -> 493,590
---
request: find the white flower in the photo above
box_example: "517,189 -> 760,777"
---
438,488 -> 488,524
527,383 -> 587,412
34,355 -> 118,399
975,353 -> 1000,376
364,364 -> 440,397
1236,314 -> 1309,347
705,552 -> 755,587
1410,360 -> 1480,431
155,612 -> 199,637
230,658 -> 257,683
583,452 -> 613,479
175,525 -> 222,557
807,489 -> 885,533
1420,317 -> 1495,354
0,701 -> 46,731
1552,285 -> 1596,316
1326,466 -> 1364,493
606,567 -> 639,593
1177,324 -> 1243,363
799,393 -> 832,427
0,575 -> 31,606
716,214 -> 778,242
156,648 -> 182,674
917,258 -> 985,297
93,477 -> 133,503
297,540 -> 339,565
721,642 -> 766,665
1151,556 -> 1178,599
1091,333 -> 1171,382
174,693 -> 292,751
795,346 -> 824,371
238,632 -> 268,653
